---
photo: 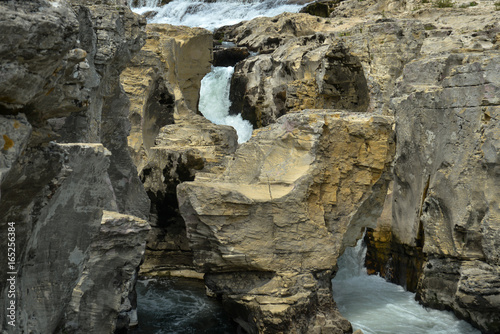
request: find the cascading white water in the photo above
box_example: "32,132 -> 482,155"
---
129,0 -> 304,31
199,66 -> 253,144
332,237 -> 481,334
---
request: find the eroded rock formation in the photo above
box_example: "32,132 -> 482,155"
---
178,111 -> 395,333
121,24 -> 238,277
0,1 -> 150,332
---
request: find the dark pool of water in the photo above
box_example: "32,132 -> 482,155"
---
130,277 -> 237,334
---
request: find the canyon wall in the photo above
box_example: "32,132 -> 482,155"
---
0,1 -> 150,332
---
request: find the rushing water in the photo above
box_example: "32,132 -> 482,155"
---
199,66 -> 253,143
130,278 -> 236,334
332,238 -> 481,334
129,0 -> 304,31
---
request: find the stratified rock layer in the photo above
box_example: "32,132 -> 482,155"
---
391,53 -> 500,333
121,24 -> 235,277
0,1 -> 151,332
178,111 -> 395,333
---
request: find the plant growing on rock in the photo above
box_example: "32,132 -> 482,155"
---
434,0 -> 454,7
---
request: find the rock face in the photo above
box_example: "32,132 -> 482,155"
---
121,24 -> 231,277
327,1 -> 500,333
388,53 -> 500,333
229,37 -> 370,128
225,13 -> 425,128
217,4 -> 500,332
0,1 -> 151,332
178,111 -> 395,333
121,24 -> 213,172
138,114 -> 238,276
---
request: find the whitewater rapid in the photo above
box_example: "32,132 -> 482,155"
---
129,0 -> 304,31
332,237 -> 481,334
199,66 -> 253,144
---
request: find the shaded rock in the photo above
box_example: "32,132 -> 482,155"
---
178,111 -> 395,332
0,1 -> 151,332
0,143 -> 149,333
139,114 -> 238,276
213,46 -> 250,67
64,211 -> 150,333
0,114 -> 32,185
300,1 -> 331,18
229,38 -> 370,128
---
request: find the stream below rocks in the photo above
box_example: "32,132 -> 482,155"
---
332,237 -> 481,334
129,278 -> 236,334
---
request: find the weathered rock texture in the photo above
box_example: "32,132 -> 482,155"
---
178,111 -> 395,333
216,2 -> 500,332
120,25 -> 234,277
138,114 -> 238,276
314,1 -> 500,333
121,24 -> 213,172
224,13 -> 426,128
389,53 -> 500,333
0,1 -> 151,332
229,37 -> 370,128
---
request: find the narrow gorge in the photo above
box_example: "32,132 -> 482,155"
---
0,0 -> 499,333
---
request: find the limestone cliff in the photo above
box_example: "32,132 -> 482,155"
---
0,1 -> 151,332
120,24 -> 238,277
178,111 -> 395,333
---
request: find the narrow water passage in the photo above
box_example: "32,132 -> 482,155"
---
199,66 -> 253,144
332,239 -> 480,334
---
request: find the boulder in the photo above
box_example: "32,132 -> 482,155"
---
178,111 -> 395,332
139,114 -> 238,276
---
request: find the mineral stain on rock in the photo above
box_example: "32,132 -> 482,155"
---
2,134 -> 14,151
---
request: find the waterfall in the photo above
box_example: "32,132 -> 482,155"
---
129,0 -> 304,31
199,66 -> 253,144
332,237 -> 481,334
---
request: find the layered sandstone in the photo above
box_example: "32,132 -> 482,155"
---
0,1 -> 151,332
178,111 -> 395,333
121,24 -> 213,172
120,25 -> 238,277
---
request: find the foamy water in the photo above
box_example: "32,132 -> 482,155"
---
129,0 -> 303,31
199,66 -> 253,143
332,238 -> 481,334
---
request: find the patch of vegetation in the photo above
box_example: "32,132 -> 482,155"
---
459,1 -> 478,7
434,0 -> 454,7
422,0 -> 430,3
495,1 -> 500,10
